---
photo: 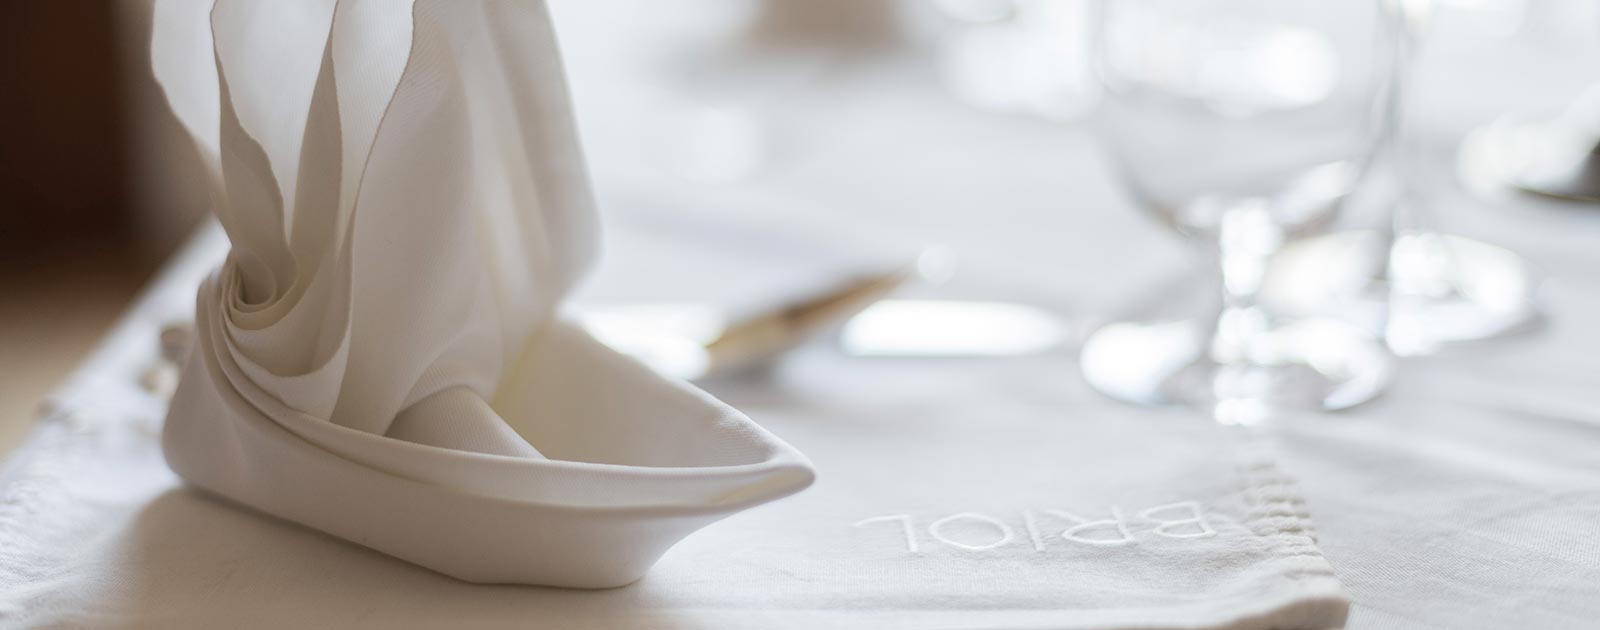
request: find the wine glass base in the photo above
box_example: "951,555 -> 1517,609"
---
1080,318 -> 1391,422
1387,233 -> 1542,356
1262,231 -> 1541,355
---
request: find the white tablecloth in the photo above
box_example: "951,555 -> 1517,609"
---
5,4 -> 1600,627
0,223 -> 1357,628
558,22 -> 1600,629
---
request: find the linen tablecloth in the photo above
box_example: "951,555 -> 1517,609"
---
5,3 -> 1600,627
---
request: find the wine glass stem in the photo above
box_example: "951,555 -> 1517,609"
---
1391,0 -> 1435,236
1208,201 -> 1284,366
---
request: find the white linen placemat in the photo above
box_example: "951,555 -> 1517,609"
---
0,225 -> 1346,630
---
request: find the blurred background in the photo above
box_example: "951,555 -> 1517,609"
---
0,2 -> 208,450
2,0 -> 1597,452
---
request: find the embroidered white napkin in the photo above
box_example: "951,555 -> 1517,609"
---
149,0 -> 812,587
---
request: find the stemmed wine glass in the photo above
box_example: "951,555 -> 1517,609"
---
1383,0 -> 1542,357
1080,0 -> 1404,421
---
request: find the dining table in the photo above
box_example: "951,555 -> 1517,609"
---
3,3 -> 1600,628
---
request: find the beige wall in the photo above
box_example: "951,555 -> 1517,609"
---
115,0 -> 212,259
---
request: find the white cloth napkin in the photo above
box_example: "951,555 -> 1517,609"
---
149,0 -> 812,587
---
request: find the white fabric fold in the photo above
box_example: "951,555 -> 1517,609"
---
151,0 -> 812,587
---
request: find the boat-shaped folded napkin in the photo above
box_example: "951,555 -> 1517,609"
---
152,0 -> 812,587
169,303 -> 814,587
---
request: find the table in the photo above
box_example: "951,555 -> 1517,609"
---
5,4 -> 1600,627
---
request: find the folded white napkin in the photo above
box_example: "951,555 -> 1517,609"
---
150,0 -> 812,587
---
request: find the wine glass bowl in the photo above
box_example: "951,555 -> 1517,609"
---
1095,0 -> 1396,235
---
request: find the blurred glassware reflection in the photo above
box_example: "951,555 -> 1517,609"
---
1081,0 -> 1402,421
1388,233 -> 1542,351
1258,231 -> 1540,354
1237,0 -> 1546,358
1375,0 -> 1545,356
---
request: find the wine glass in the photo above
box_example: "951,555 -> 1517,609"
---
1080,0 -> 1404,422
1380,0 -> 1543,357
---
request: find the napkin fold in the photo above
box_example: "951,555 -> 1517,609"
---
151,0 -> 812,587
